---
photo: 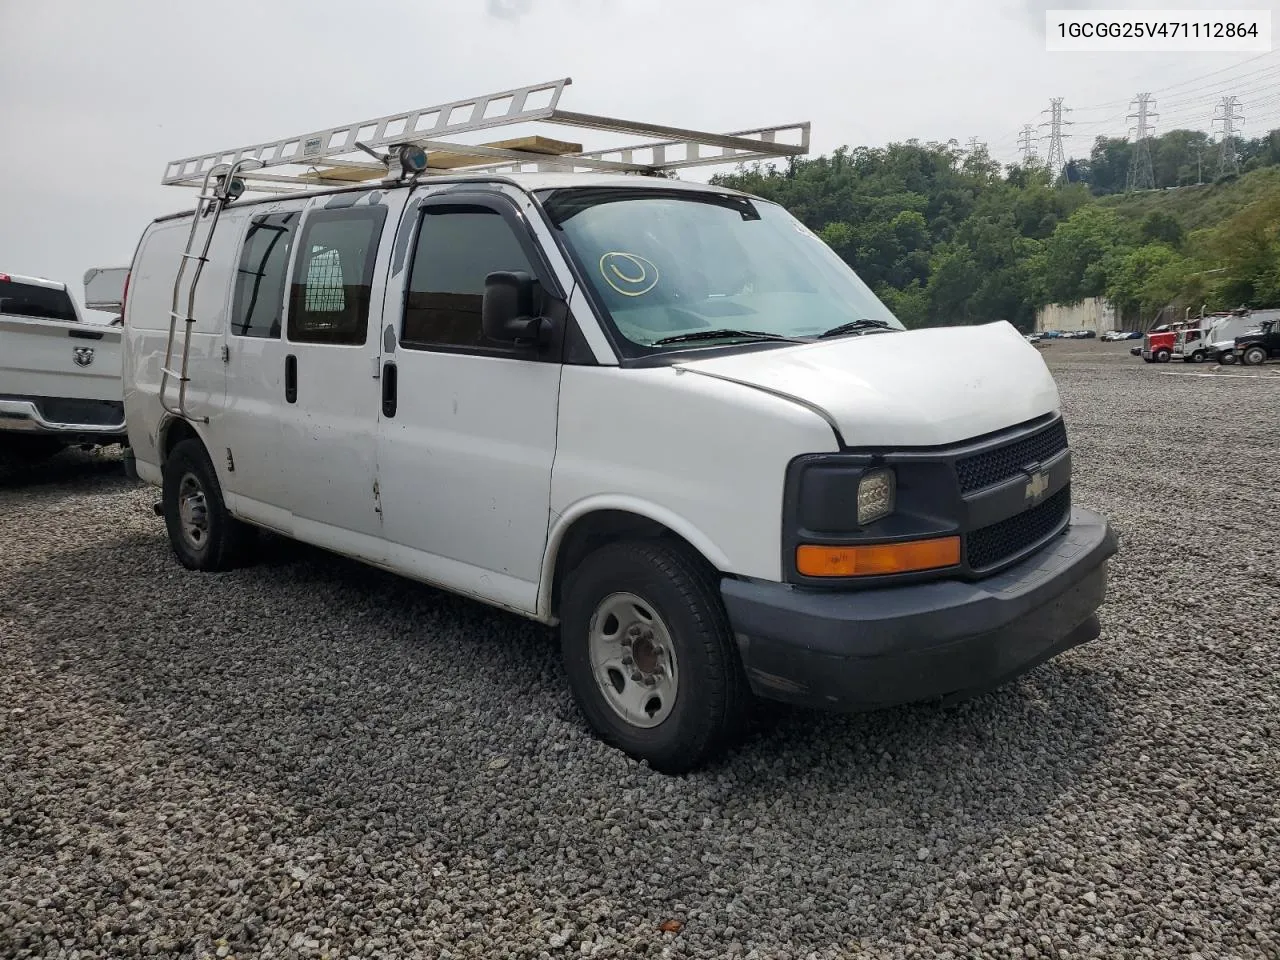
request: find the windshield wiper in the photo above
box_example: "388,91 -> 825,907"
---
818,318 -> 897,338
651,328 -> 807,346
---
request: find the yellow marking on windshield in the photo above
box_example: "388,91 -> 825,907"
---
599,252 -> 659,297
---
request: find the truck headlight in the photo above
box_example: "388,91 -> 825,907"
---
857,468 -> 895,525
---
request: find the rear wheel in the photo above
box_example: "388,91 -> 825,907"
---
1242,346 -> 1267,366
161,438 -> 254,571
560,539 -> 750,774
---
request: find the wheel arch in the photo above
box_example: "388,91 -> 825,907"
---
539,498 -> 733,622
158,416 -> 203,465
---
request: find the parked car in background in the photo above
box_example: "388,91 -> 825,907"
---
0,270 -> 127,461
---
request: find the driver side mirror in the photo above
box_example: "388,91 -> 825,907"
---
482,270 -> 554,349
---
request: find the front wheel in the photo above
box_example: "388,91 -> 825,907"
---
1154,348 -> 1171,363
560,539 -> 750,774
161,438 -> 255,571
1190,351 -> 1206,363
1242,346 -> 1267,366
1220,350 -> 1236,365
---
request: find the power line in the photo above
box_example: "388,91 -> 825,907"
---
1055,49 -> 1280,115
1126,93 -> 1158,191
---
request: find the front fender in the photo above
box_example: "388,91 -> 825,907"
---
537,494 -> 735,621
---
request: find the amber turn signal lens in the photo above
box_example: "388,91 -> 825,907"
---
795,536 -> 961,577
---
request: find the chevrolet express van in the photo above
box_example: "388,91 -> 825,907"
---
122,86 -> 1117,772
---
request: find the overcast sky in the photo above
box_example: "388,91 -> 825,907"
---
2,0 -> 1277,320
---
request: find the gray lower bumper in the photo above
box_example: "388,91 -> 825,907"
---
721,507 -> 1119,711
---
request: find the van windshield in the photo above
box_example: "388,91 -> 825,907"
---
539,188 -> 905,357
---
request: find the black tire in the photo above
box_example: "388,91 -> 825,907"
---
1154,348 -> 1171,363
1242,346 -> 1267,366
560,539 -> 750,774
1221,351 -> 1236,365
1191,351 -> 1205,363
161,438 -> 254,571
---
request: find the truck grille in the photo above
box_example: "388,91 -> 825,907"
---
955,419 -> 1068,494
967,484 -> 1071,571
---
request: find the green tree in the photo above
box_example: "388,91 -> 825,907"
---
1140,211 -> 1184,248
1031,205 -> 1131,304
1204,193 -> 1280,307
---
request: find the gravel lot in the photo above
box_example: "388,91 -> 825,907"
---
2,341 -> 1277,960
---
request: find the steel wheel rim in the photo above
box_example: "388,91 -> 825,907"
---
587,592 -> 679,729
177,472 -> 210,551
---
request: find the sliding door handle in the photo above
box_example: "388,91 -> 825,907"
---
381,361 -> 397,418
284,354 -> 297,403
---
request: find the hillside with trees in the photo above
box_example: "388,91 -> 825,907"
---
710,128 -> 1280,331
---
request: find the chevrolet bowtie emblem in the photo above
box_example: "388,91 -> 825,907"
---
1025,470 -> 1050,502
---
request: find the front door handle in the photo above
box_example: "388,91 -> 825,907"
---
284,354 -> 297,403
381,360 -> 397,418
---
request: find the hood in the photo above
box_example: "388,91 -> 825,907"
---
673,320 -> 1060,447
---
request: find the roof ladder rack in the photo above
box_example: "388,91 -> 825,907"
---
161,77 -> 810,193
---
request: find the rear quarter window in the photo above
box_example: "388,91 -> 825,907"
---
0,279 -> 78,322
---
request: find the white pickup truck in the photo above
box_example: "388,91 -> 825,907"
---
0,270 -> 128,461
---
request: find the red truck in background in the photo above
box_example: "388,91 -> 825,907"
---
1140,319 -> 1196,362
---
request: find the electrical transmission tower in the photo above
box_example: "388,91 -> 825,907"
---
1125,93 -> 1158,192
1213,96 -> 1243,178
1040,98 -> 1071,181
1017,124 -> 1039,165
966,136 -> 986,155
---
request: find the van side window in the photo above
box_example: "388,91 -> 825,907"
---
402,207 -> 535,351
231,212 -> 298,338
287,205 -> 388,345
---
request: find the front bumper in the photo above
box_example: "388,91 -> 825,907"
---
721,507 -> 1118,711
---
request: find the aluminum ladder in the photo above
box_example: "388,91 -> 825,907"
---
158,158 -> 262,423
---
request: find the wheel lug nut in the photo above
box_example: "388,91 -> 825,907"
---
621,656 -> 633,667
630,671 -> 643,682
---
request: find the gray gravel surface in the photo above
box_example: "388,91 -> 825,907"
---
2,343 -> 1278,960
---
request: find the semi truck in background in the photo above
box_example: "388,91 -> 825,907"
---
1171,308 -> 1274,365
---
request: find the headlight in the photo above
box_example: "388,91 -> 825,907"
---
856,468 -> 895,525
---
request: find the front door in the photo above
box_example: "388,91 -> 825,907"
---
276,195 -> 402,560
375,189 -> 564,614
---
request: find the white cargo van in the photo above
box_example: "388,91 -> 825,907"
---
122,80 -> 1117,772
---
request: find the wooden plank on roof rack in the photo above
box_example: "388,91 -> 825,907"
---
296,165 -> 387,183
425,135 -> 583,169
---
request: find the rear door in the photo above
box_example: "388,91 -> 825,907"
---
219,201 -> 306,524
275,192 -> 404,559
